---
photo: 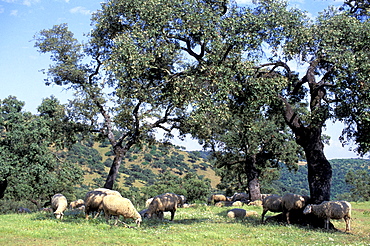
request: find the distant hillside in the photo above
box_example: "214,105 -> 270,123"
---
270,158 -> 370,199
72,141 -> 220,189
67,141 -> 369,199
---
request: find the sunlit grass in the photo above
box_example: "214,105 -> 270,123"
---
0,202 -> 369,245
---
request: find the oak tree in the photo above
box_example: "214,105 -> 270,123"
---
0,96 -> 83,203
34,0 -> 370,206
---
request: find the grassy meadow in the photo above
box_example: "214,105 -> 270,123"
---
0,202 -> 369,246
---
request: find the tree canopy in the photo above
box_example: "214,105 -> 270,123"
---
34,0 -> 370,205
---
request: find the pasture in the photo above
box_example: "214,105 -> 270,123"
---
0,202 -> 369,246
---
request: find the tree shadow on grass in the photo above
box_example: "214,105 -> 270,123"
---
31,209 -> 91,224
173,218 -> 210,224
262,212 -> 347,234
140,217 -> 209,228
215,209 -> 261,226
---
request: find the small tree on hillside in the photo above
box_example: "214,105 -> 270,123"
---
141,171 -> 211,203
34,18 -> 191,188
188,93 -> 303,200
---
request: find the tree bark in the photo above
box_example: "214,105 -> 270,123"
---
248,177 -> 261,201
281,94 -> 332,204
103,146 -> 125,190
0,179 -> 8,199
303,128 -> 332,204
245,156 -> 262,201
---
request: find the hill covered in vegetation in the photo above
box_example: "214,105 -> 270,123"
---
265,158 -> 370,200
70,140 -> 369,201
68,141 -> 219,190
1,141 -> 368,214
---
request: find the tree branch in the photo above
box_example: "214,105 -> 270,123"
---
88,54 -> 102,85
164,31 -> 205,61
149,104 -> 173,129
256,61 -> 292,78
278,95 -> 303,132
181,39 -> 205,61
221,43 -> 235,63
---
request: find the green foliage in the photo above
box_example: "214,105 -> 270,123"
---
34,23 -> 85,87
124,164 -> 156,186
140,171 -> 186,199
0,96 -> 83,203
345,168 -> 370,201
141,171 -> 211,203
64,143 -> 103,173
266,164 -> 310,196
0,199 -> 38,214
181,172 -> 212,202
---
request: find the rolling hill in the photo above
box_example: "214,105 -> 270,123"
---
69,141 -> 369,199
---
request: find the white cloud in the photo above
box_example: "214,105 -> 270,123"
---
70,6 -> 91,15
10,9 -> 17,16
0,5 -> 4,13
235,0 -> 253,4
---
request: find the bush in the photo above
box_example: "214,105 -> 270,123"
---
141,171 -> 211,203
0,199 -> 38,214
144,153 -> 153,162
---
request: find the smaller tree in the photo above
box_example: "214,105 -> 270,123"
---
181,173 -> 212,203
34,15 -> 191,189
188,91 -> 303,200
140,171 -> 186,199
141,171 -> 211,203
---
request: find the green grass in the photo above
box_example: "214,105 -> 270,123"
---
0,202 -> 369,246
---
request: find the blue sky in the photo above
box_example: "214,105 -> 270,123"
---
0,0 -> 360,159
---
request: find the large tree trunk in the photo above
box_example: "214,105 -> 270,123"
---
245,156 -> 262,201
297,127 -> 333,229
303,128 -> 332,204
248,177 -> 261,201
281,98 -> 332,204
0,179 -> 8,199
